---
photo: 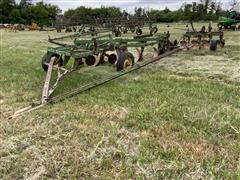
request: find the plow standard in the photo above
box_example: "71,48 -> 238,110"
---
9,24 -> 225,119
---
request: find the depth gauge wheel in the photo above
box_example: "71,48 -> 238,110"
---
41,53 -> 63,71
116,52 -> 135,71
210,40 -> 218,51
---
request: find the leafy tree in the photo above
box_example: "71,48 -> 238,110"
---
19,0 -> 33,24
45,3 -> 62,24
64,6 -> 121,25
0,0 -> 16,23
29,1 -> 61,26
9,8 -> 24,23
30,2 -> 49,25
0,0 -> 227,26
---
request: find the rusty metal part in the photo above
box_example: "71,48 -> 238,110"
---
181,23 -> 225,51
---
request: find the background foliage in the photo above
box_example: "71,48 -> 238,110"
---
0,0 -> 229,26
0,0 -> 61,25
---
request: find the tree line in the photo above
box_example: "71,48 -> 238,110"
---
63,0 -> 227,25
0,0 -> 61,25
0,0 -> 229,26
149,1 -> 226,22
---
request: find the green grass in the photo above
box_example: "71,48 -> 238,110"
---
1,23 -> 240,179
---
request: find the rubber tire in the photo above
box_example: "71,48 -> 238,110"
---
41,53 -> 63,72
136,29 -> 143,36
116,52 -> 135,71
210,40 -> 218,51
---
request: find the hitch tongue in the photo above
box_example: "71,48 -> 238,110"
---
42,57 -> 55,103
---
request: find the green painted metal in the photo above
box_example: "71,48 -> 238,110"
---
47,33 -> 168,60
218,11 -> 240,30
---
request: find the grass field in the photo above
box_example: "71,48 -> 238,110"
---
1,23 -> 240,179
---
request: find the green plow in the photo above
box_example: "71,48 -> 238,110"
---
41,32 -> 177,103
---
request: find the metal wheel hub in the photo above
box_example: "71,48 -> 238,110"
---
123,58 -> 133,69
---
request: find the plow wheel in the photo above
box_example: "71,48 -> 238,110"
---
210,40 -> 218,51
116,52 -> 135,71
41,53 -> 63,71
107,54 -> 117,64
85,55 -> 96,66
